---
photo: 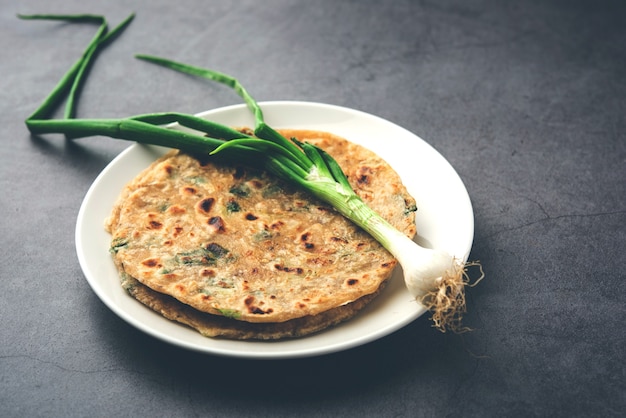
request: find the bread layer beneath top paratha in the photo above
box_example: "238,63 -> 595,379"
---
106,129 -> 416,323
118,271 -> 386,340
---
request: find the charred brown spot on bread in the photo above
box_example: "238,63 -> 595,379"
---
346,279 -> 359,286
163,164 -> 173,175
183,186 -> 197,195
244,296 -> 273,315
142,258 -> 161,268
300,232 -> 317,250
207,216 -> 226,232
356,166 -> 374,185
274,264 -> 304,274
201,269 -> 216,277
198,198 -> 215,213
270,221 -> 284,230
245,213 -> 258,221
250,180 -> 263,189
173,226 -> 183,237
148,220 -> 163,230
250,306 -> 270,314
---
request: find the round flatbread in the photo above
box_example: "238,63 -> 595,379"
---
119,272 -> 385,340
105,129 -> 416,335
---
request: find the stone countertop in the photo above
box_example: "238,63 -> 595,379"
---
1,1 -> 624,416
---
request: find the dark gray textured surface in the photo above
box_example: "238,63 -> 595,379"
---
1,0 -> 624,416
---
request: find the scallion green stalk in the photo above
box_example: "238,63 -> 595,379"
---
19,13 -> 482,332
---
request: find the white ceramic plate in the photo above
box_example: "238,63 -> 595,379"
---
75,101 -> 474,359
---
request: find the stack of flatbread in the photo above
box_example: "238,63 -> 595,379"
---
105,129 -> 417,339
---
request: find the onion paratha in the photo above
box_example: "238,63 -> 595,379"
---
105,129 -> 417,338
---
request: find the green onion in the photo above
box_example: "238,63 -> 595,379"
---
17,13 -> 136,120
19,13 -> 482,332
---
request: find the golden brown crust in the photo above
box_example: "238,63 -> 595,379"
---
106,129 -> 416,328
120,272 -> 385,340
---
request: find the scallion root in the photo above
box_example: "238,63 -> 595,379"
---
420,261 -> 484,333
